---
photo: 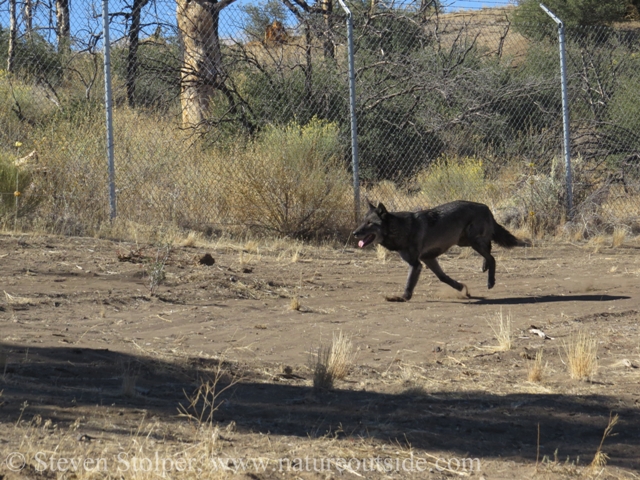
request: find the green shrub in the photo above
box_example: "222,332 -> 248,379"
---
0,32 -> 64,84
218,118 -> 353,237
416,156 -> 487,206
111,38 -> 182,110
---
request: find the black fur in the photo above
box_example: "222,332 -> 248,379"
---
353,200 -> 524,301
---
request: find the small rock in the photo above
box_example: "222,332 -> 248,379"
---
199,253 -> 215,266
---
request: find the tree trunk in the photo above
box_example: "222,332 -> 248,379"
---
126,0 -> 150,108
56,0 -> 70,52
24,0 -> 34,38
177,0 -> 237,129
321,0 -> 334,59
7,0 -> 16,72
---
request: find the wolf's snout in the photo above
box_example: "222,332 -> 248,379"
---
356,233 -> 376,248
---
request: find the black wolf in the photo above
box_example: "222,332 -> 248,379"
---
353,200 -> 522,301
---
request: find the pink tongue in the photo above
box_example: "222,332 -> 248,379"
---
358,240 -> 365,248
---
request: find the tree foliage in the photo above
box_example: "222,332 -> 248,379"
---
512,0 -> 630,40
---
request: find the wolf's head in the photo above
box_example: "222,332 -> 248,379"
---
353,202 -> 389,248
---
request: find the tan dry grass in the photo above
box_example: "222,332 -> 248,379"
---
612,226 -> 627,248
527,349 -> 545,383
178,366 -> 241,427
178,230 -> 202,248
290,244 -> 302,263
590,413 -> 619,470
121,371 -> 138,398
327,331 -> 357,380
564,330 -> 598,380
120,360 -> 140,397
11,414 -> 229,480
312,331 -> 356,390
436,7 -> 530,64
375,244 -> 388,263
487,309 -> 513,351
589,234 -> 607,254
289,296 -> 301,311
3,290 -> 33,305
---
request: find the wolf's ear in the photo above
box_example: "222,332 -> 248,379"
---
376,202 -> 388,215
367,201 -> 376,211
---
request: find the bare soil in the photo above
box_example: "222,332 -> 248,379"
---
1,232 -> 639,479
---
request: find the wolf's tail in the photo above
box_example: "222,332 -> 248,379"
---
492,219 -> 520,248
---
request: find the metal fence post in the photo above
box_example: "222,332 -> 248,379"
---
102,0 -> 116,220
336,0 -> 361,222
540,4 -> 573,218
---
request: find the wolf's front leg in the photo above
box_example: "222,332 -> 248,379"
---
386,262 -> 422,302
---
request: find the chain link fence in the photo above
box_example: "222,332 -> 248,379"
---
1,1 -> 639,238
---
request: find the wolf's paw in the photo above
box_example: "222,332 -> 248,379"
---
487,279 -> 495,289
460,284 -> 471,298
385,295 -> 408,302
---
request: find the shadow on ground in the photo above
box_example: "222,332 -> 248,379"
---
471,294 -> 630,305
1,343 -> 637,470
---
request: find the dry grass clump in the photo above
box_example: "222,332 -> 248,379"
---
563,330 -> 598,380
590,413 -> 619,470
375,244 -> 388,263
312,331 -> 356,390
290,245 -> 302,263
178,366 -> 241,426
4,290 -> 33,306
527,349 -> 545,382
121,362 -> 139,398
312,345 -> 334,390
178,230 -> 202,248
488,309 -> 513,351
589,234 -> 608,253
145,245 -> 171,296
289,296 -> 301,311
611,226 -> 627,248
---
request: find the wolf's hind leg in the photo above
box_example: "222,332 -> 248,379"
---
471,241 -> 496,289
423,257 -> 468,296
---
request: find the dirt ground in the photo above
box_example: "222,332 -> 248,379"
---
1,231 -> 639,479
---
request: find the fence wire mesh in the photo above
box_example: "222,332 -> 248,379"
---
1,2 -> 639,238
